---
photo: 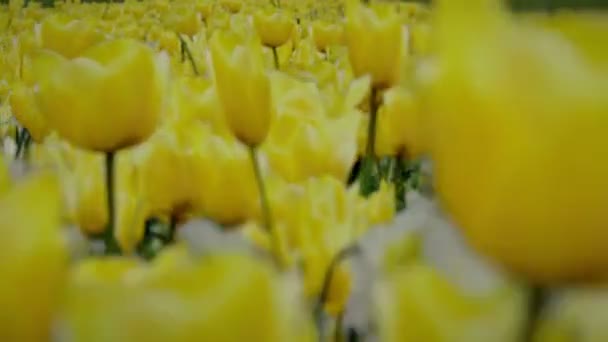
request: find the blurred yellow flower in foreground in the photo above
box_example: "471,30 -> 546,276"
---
210,31 -> 272,146
424,0 -> 608,282
345,0 -> 402,89
0,172 -> 67,341
60,254 -> 313,341
34,39 -> 166,152
376,263 -> 525,342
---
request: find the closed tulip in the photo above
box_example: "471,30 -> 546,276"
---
34,39 -> 166,152
210,31 -> 272,147
254,10 -> 295,48
345,0 -> 402,89
311,20 -> 344,52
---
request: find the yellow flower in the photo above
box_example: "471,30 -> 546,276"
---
376,263 -> 525,342
364,180 -> 396,225
60,254 -> 313,341
73,151 -> 108,235
376,86 -> 424,158
34,39 -> 166,152
115,151 -> 148,253
244,177 -> 371,315
311,20 -> 344,52
185,122 -> 258,225
254,10 -> 295,48
0,172 -> 67,341
40,15 -> 104,58
163,7 -> 202,37
172,76 -> 230,136
9,82 -> 50,142
135,126 -> 194,218
210,31 -> 272,146
424,1 -> 608,282
345,0 -> 402,89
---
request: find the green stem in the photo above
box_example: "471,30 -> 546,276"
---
178,34 -> 200,76
249,146 -> 281,267
272,46 -> 280,70
168,214 -> 178,243
315,244 -> 360,341
523,286 -> 548,342
366,87 -> 379,160
104,151 -> 121,255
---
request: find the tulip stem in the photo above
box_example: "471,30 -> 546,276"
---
104,151 -> 121,255
178,34 -> 200,76
366,87 -> 379,160
315,244 -> 360,340
272,47 -> 280,70
523,286 -> 548,342
249,146 -> 281,267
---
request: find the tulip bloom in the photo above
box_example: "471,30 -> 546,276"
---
345,0 -> 402,89
34,39 -> 166,153
210,31 -> 272,147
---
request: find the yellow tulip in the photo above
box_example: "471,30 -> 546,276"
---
9,83 -> 50,143
40,15 -> 104,58
73,152 -> 108,235
377,86 -> 424,158
172,76 -> 230,136
163,8 -> 202,37
190,131 -> 259,225
135,126 -> 194,218
345,0 -> 402,89
254,10 -> 295,48
423,1 -> 608,282
115,151 -> 148,253
0,172 -> 67,341
311,20 -> 344,52
35,39 -> 166,152
60,254 -> 313,341
210,31 -> 272,147
376,263 -> 526,342
244,176 -> 371,315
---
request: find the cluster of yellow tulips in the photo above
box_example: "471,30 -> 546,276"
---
1,0 -> 608,340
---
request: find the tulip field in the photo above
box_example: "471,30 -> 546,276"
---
1,0 -> 607,340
